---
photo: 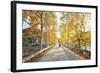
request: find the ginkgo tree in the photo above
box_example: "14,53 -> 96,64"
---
22,10 -> 91,52
22,10 -> 57,50
60,12 -> 91,51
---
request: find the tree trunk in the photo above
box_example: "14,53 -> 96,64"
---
84,43 -> 87,51
46,26 -> 49,47
78,39 -> 81,49
67,24 -> 70,46
40,12 -> 43,49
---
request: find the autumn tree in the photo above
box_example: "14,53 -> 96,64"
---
22,10 -> 57,49
60,12 -> 91,51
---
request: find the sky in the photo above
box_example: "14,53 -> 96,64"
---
22,16 -> 31,29
55,12 -> 62,39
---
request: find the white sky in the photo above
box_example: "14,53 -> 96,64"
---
55,12 -> 62,38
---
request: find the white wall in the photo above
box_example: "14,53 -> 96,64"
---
0,0 -> 99,73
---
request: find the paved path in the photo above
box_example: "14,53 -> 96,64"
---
33,45 -> 79,62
